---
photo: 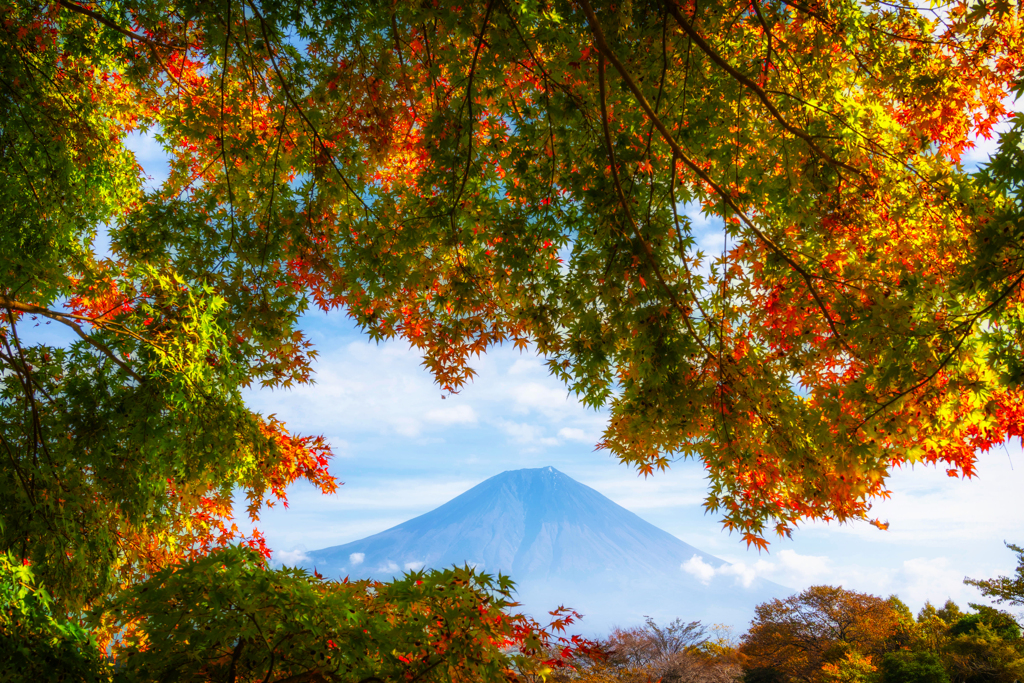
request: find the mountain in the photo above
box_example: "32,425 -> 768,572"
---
300,467 -> 790,633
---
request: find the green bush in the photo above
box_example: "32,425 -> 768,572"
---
879,651 -> 949,683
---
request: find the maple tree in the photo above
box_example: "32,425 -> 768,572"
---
0,545 -> 592,681
1,0 -> 1024,670
739,586 -> 905,682
107,548 -> 591,683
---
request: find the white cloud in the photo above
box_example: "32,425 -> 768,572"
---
558,427 -> 590,442
682,555 -> 717,584
349,552 -> 365,566
496,419 -> 560,448
892,557 -> 981,608
244,340 -> 471,441
812,458 -> 1024,546
677,200 -> 727,281
704,546 -> 1007,616
511,382 -> 574,415
775,549 -> 833,584
244,334 -> 608,457
274,548 -> 310,566
380,560 -> 399,573
683,550 -> 832,590
404,560 -> 424,571
425,405 -> 477,426
392,416 -> 423,437
316,480 -> 477,512
508,358 -> 543,375
680,199 -> 723,236
123,129 -> 170,189
718,561 -> 765,589
583,471 -> 707,510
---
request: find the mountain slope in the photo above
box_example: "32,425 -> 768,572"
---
301,467 -> 789,632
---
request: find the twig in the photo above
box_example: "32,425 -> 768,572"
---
0,297 -> 143,382
56,0 -> 182,49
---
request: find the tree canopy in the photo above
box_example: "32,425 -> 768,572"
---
738,584 -> 1024,683
2,0 -> 1024,665
739,586 -> 905,681
564,617 -> 741,683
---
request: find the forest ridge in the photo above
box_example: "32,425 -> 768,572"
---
556,556 -> 1024,683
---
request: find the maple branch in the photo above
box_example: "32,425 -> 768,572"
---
597,53 -> 713,362
498,0 -> 589,114
0,338 -> 76,545
219,0 -> 240,260
55,0 -> 182,50
390,17 -> 419,111
596,54 -> 636,231
750,0 -> 774,87
407,657 -> 446,683
761,88 -> 938,191
857,269 -> 1024,428
251,4 -> 377,224
0,336 -> 59,408
578,0 -> 860,361
261,651 -> 275,683
499,0 -> 583,200
0,297 -> 144,382
228,638 -> 245,683
453,0 -> 496,212
0,62 -> 91,198
0,429 -> 37,508
669,153 -> 716,339
2,311 -> 66,489
664,0 -> 861,178
779,0 -> 828,23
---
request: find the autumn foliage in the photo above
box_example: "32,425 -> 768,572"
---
739,586 -> 906,682
511,571 -> 1024,683
736,576 -> 1024,683
2,0 -> 1024,675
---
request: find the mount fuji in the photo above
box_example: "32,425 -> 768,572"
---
299,467 -> 789,632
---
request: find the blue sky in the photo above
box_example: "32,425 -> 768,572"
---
105,118 -> 1024,629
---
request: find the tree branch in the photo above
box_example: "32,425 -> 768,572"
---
453,0 -> 496,212
55,0 -> 182,50
577,0 -> 860,360
596,54 -> 712,360
0,297 -> 144,382
664,0 -> 861,178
